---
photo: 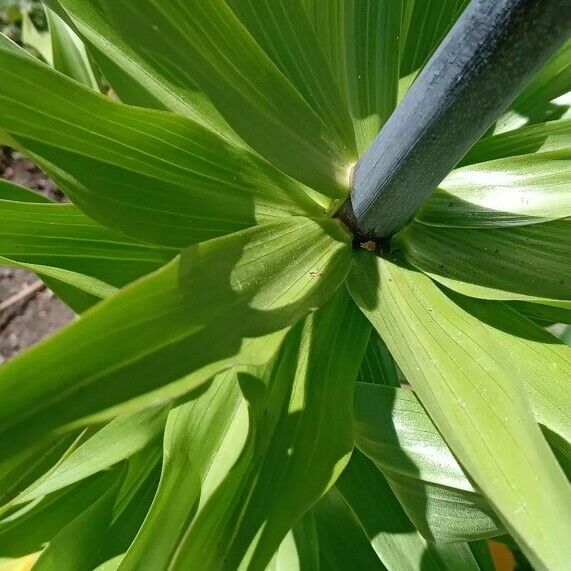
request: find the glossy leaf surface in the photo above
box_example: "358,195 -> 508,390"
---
353,384 -> 502,542
99,0 -> 354,197
0,218 -> 351,454
398,219 -> 571,305
0,48 -> 320,248
304,0 -> 402,154
337,450 -> 483,569
417,151 -> 571,227
137,289 -> 369,570
349,253 -> 571,570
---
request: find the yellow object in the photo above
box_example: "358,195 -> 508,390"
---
0,553 -> 41,571
489,541 -> 516,571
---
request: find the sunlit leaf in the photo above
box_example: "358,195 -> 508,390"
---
0,48 -> 321,248
348,253 -> 571,570
495,40 -> 571,133
44,0 -> 234,135
0,218 -> 351,455
461,119 -> 571,166
0,255 -> 114,312
304,0 -> 401,154
21,10 -> 52,65
122,288 -> 368,570
0,471 -> 119,558
227,0 -> 357,157
5,406 -> 168,509
31,470 -> 122,571
337,449 -> 483,569
0,435 -> 80,510
353,384 -> 503,542
46,6 -> 98,89
98,0 -> 354,197
397,219 -> 571,305
0,199 -> 176,286
417,151 -> 571,227
0,553 -> 40,571
399,0 -> 468,79
116,370 -> 248,570
448,294 -> 571,447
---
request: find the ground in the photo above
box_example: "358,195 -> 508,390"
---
0,146 -> 74,361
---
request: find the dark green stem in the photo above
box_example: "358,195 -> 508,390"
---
340,0 -> 571,239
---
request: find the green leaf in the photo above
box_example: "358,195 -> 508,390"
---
5,406 -> 168,510
92,445 -> 163,567
123,287 -> 369,570
0,435 -> 80,509
0,471 -> 119,558
0,554 -> 41,570
183,289 -> 368,569
348,253 -> 571,571
495,40 -> 571,133
396,0 -> 469,98
447,295 -> 571,447
268,513 -> 319,571
460,120 -> 571,166
0,179 -> 51,203
46,6 -> 98,89
416,151 -> 571,227
94,556 -> 123,571
0,191 -> 112,309
21,9 -> 52,65
117,370 -> 248,570
399,0 -> 468,77
337,449 -> 483,570
468,541 -> 496,571
31,469 -> 122,571
0,255 -> 115,311
3,440 -> 160,568
0,32 -> 35,59
304,0 -> 402,154
353,383 -> 503,542
227,0 -> 357,157
397,219 -> 571,305
0,218 -> 351,456
313,488 -> 386,571
0,199 -> 176,287
508,300 -> 571,325
357,332 -> 400,387
98,0 -> 353,197
0,48 -> 321,248
44,0 -> 234,136
94,447 -> 162,567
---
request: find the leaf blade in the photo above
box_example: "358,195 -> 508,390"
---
0,218 -> 352,456
397,219 -> 571,304
417,151 -> 571,228
163,288 -> 370,570
98,0 -> 353,197
305,0 -> 402,154
353,383 -> 503,542
0,47 -> 321,247
348,253 -> 571,571
337,449 -> 483,569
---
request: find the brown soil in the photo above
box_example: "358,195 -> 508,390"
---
0,147 -> 74,361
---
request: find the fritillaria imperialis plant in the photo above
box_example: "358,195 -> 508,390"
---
0,0 -> 569,570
